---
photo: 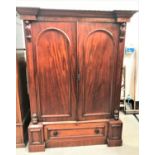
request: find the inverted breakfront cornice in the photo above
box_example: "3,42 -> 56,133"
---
16,7 -> 137,22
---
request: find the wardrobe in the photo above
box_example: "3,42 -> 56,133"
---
17,7 -> 136,152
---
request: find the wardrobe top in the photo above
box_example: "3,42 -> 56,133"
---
16,7 -> 137,22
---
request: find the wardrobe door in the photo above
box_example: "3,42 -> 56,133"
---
31,22 -> 77,122
78,22 -> 119,120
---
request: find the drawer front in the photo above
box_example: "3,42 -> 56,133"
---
48,127 -> 105,139
44,121 -> 108,142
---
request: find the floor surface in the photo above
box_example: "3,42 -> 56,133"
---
16,112 -> 139,155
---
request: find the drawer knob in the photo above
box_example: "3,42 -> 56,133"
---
95,129 -> 100,134
53,131 -> 58,136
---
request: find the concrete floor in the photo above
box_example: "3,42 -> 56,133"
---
16,112 -> 139,155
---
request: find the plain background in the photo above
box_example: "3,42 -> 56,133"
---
0,0 -> 155,155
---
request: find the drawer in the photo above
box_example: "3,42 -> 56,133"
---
44,121 -> 108,147
48,127 -> 105,139
44,121 -> 108,140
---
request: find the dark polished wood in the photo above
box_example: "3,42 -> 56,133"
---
16,53 -> 30,147
31,22 -> 77,122
107,120 -> 123,146
44,120 -> 108,148
17,7 -> 136,152
16,7 -> 136,21
78,22 -> 119,121
28,123 -> 45,152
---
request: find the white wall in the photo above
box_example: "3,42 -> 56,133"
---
124,13 -> 139,101
16,0 -> 138,11
16,15 -> 25,49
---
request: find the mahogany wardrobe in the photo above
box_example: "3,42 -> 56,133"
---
17,7 -> 136,152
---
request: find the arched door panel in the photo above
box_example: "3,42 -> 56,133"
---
32,22 -> 77,121
78,23 -> 119,120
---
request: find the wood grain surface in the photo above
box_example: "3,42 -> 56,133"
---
78,22 -> 119,120
31,22 -> 77,121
